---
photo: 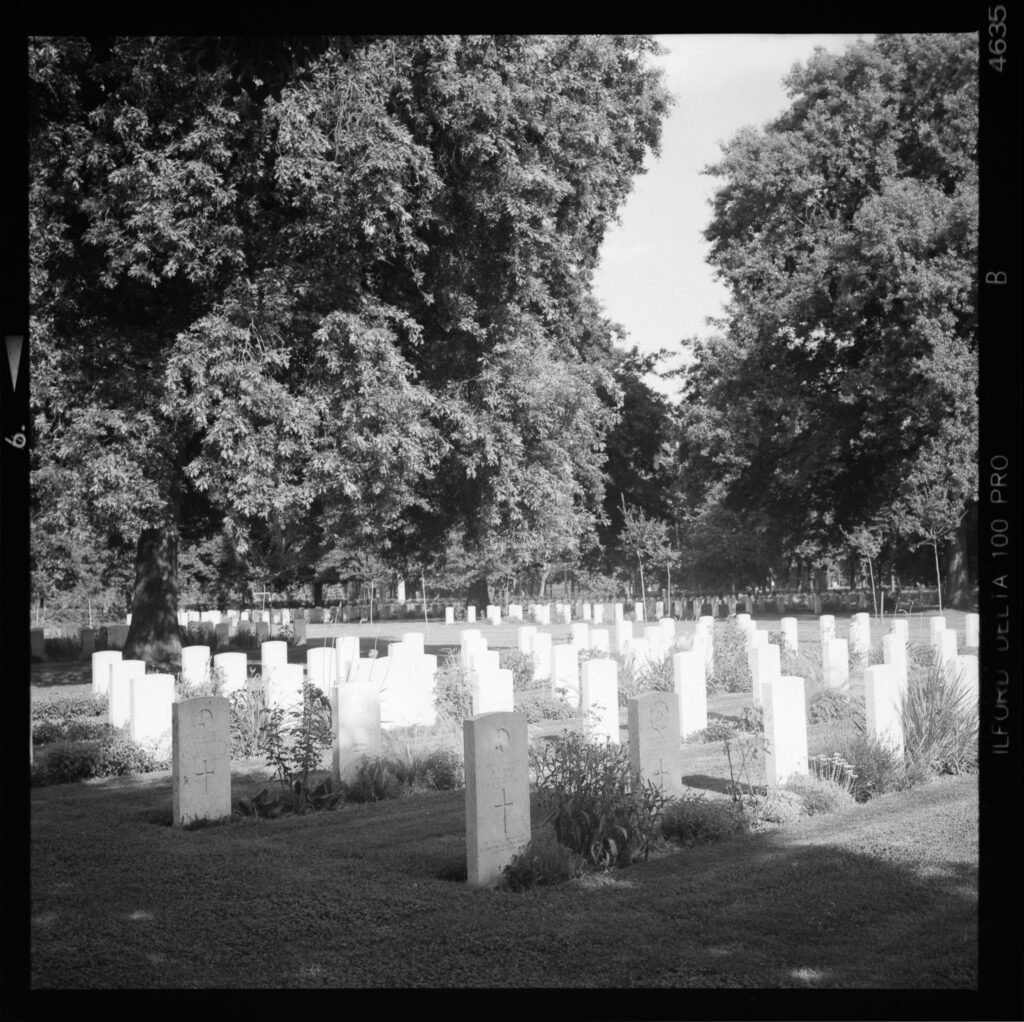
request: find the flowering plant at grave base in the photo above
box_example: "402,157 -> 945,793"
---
259,681 -> 334,810
530,728 -> 672,869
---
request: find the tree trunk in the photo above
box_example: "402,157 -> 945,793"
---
932,541 -> 943,613
467,574 -> 490,609
537,566 -> 549,600
124,526 -> 183,668
944,515 -> 973,609
312,580 -> 324,606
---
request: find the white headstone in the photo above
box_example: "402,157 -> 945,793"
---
819,615 -> 836,645
592,603 -> 604,625
570,622 -> 590,650
849,612 -> 871,662
172,696 -> 232,826
109,659 -> 146,728
881,634 -> 908,692
750,643 -> 781,704
780,617 -> 799,653
180,645 -> 211,691
580,658 -> 619,744
928,616 -> 947,647
628,692 -> 683,798
643,625 -> 665,664
91,650 -> 123,698
212,652 -> 248,696
469,650 -> 502,715
531,632 -> 553,682
762,675 -> 808,786
590,628 -> 610,655
487,605 -> 502,626
333,636 -> 360,684
633,601 -> 645,623
400,631 -> 425,655
936,628 -> 959,677
445,606 -> 455,625
863,665 -> 903,756
673,650 -> 708,739
821,638 -> 849,689
266,663 -> 304,710
129,674 -> 175,750
466,606 -> 476,624
890,618 -> 909,646
582,602 -> 592,622
260,640 -> 289,698
655,601 -> 665,620
612,621 -> 632,657
464,711 -> 531,887
964,613 -> 979,648
306,647 -> 335,690
381,643 -> 438,728
551,643 -> 580,706
517,625 -> 537,656
331,681 -> 382,784
613,603 -> 624,623
559,604 -> 572,625
508,603 -> 523,621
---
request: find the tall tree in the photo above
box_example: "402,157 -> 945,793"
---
30,36 -> 670,662
676,34 -> 977,598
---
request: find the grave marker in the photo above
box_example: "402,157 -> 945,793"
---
863,665 -> 903,756
821,638 -> 849,689
212,652 -> 248,696
172,696 -> 232,826
92,650 -> 123,698
464,711 -> 530,887
180,645 -> 211,690
551,643 -> 579,707
627,692 -> 682,798
750,643 -> 781,704
331,681 -> 382,784
129,673 -> 175,752
780,617 -> 798,653
109,659 -> 146,728
580,658 -> 619,744
762,675 -> 808,786
672,651 -> 707,739
964,613 -> 979,648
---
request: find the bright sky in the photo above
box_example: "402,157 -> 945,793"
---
593,34 -> 874,398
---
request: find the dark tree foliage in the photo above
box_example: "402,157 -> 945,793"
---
30,35 -> 670,656
675,34 -> 977,599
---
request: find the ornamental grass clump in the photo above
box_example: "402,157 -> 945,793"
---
532,729 -> 672,869
899,661 -> 978,776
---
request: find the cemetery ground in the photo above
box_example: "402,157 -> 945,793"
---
29,614 -> 977,989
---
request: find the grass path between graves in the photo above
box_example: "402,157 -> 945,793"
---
29,760 -> 976,991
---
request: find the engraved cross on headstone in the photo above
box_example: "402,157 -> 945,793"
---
196,759 -> 215,794
494,788 -> 514,834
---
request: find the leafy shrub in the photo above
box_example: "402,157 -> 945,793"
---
433,650 -> 473,727
737,703 -> 764,733
419,747 -> 465,790
33,694 -> 108,726
906,642 -> 936,669
31,735 -> 166,785
900,662 -> 978,775
748,788 -> 805,826
660,795 -> 749,846
711,621 -> 751,693
532,730 -> 672,868
33,718 -> 114,745
808,689 -> 855,724
43,636 -> 83,661
500,827 -> 588,891
498,648 -> 537,691
783,774 -> 855,816
262,681 -> 334,808
824,733 -> 919,802
514,687 -> 577,723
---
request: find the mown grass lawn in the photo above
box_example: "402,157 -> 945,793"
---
27,613 -> 981,993
29,754 -> 977,990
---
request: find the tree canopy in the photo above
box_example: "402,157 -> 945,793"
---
673,33 -> 977,599
30,35 -> 671,656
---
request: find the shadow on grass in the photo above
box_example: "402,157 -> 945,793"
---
680,773 -> 735,796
